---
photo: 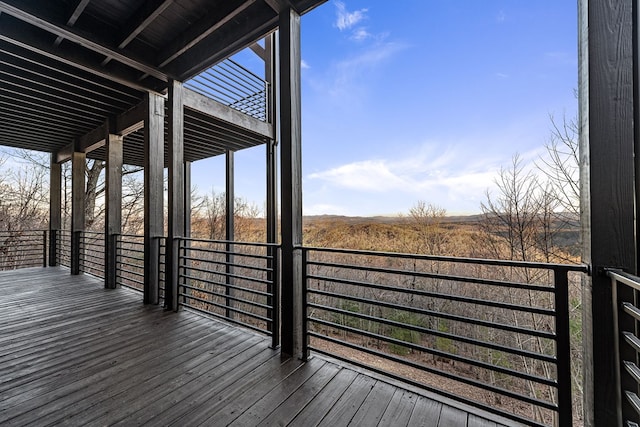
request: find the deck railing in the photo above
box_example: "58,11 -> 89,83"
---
607,269 -> 640,426
301,246 -> 588,427
115,233 -> 145,291
177,237 -> 279,348
56,229 -> 71,267
185,58 -> 268,122
0,229 -> 47,270
79,230 -> 105,278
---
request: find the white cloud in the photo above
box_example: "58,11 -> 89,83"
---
301,59 -> 310,69
351,28 -> 372,42
496,72 -> 509,79
496,10 -> 506,23
335,1 -> 368,31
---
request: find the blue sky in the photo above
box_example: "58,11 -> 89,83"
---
190,1 -> 578,217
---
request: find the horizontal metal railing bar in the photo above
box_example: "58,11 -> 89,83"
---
307,262 -> 556,294
179,264 -> 271,286
624,331 -> 640,354
119,276 -> 144,286
179,302 -> 271,335
308,333 -> 557,411
116,246 -> 145,255
180,237 -> 278,248
624,361 -> 640,386
179,293 -> 270,325
179,254 -> 272,273
308,316 -> 556,388
117,268 -> 144,279
308,288 -> 555,339
303,246 -> 588,272
308,301 -> 556,364
308,274 -> 555,316
625,391 -> 640,417
179,277 -> 272,299
179,285 -> 272,312
608,270 -> 640,292
623,302 -> 640,323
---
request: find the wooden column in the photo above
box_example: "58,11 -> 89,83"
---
279,7 -> 304,359
580,0 -> 636,425
225,150 -> 235,319
105,133 -> 123,289
265,33 -> 279,347
70,151 -> 85,275
167,80 -> 185,311
144,92 -> 164,305
49,154 -> 61,267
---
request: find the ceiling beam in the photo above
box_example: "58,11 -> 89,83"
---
157,0 -> 256,68
183,87 -> 273,140
0,19 -> 162,93
118,0 -> 174,49
0,0 -> 168,82
53,0 -> 90,46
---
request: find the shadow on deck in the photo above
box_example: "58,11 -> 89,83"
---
0,267 -> 517,426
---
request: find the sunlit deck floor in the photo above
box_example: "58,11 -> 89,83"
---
0,267 -> 516,427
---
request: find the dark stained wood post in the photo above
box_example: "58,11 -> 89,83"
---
71,150 -> 85,275
144,92 -> 164,305
167,80 -> 185,311
105,133 -> 123,289
225,149 -> 235,320
182,161 -> 191,304
49,154 -> 61,267
279,7 -> 304,359
265,32 -> 279,347
580,0 -> 636,425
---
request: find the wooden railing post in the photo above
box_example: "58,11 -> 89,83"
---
42,230 -> 47,267
49,229 -> 57,267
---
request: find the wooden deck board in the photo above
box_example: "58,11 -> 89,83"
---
0,267 -> 521,427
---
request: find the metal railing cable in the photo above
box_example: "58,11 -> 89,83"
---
0,229 -> 47,270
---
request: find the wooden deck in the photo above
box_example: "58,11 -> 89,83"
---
0,267 -> 515,427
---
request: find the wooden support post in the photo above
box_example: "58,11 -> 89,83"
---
49,154 -> 61,267
105,133 -> 123,289
71,151 -> 85,275
167,80 -> 184,312
225,149 -> 235,320
279,7 -> 304,359
144,92 -> 164,305
265,33 -> 279,348
580,0 -> 636,425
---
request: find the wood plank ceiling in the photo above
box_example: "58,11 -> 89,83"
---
0,0 -> 325,166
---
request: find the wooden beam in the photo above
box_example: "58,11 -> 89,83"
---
279,7 -> 303,359
0,0 -> 168,81
71,151 -> 85,275
118,0 -> 174,49
0,19 -> 163,93
49,154 -> 61,267
115,101 -> 146,136
144,92 -> 164,305
76,120 -> 107,153
581,0 -> 636,425
53,0 -> 91,47
183,88 -> 273,139
156,0 -> 256,68
105,134 -> 123,289
55,142 -> 74,163
249,41 -> 267,60
166,80 -> 184,311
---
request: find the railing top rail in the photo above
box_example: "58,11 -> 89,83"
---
179,237 -> 279,248
299,245 -> 589,273
607,269 -> 640,291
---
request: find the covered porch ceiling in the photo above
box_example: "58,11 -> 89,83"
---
0,0 -> 325,166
